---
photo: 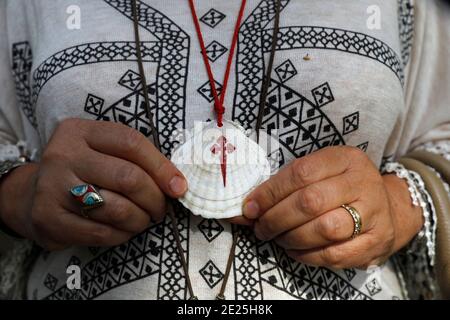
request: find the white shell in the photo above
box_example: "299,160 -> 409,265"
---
171,121 -> 271,219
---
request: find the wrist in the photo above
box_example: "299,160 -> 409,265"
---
382,174 -> 424,253
0,163 -> 39,238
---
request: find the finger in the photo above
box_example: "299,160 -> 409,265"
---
286,234 -> 380,269
274,202 -> 371,250
243,146 -> 354,219
71,150 -> 167,222
81,119 -> 187,198
226,216 -> 255,227
85,189 -> 151,234
37,209 -> 133,247
253,173 -> 362,241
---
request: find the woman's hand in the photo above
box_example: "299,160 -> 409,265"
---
239,146 -> 424,269
0,118 -> 187,250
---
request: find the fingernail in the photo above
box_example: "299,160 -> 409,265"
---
243,200 -> 260,219
169,176 -> 187,195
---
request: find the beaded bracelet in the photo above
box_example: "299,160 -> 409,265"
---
382,161 -> 436,265
0,142 -> 32,240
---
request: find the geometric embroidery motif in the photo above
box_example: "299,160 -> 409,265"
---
205,40 -> 228,62
261,79 -> 345,158
344,268 -> 357,282
198,219 -> 224,242
88,247 -> 100,256
14,41 -> 161,128
118,69 -> 143,91
84,94 -> 105,116
398,0 -> 414,67
44,274 -> 58,291
275,59 -> 297,83
16,0 -> 190,157
356,141 -> 369,152
343,112 -> 360,135
105,0 -> 190,156
67,256 -> 82,269
233,227 -> 263,300
257,241 -> 371,300
157,203 -> 190,300
11,42 -> 34,124
200,8 -> 226,28
365,278 -> 382,296
268,148 -> 285,172
262,26 -> 404,84
44,221 -> 164,300
197,80 -> 223,103
199,260 -> 224,289
312,82 -> 334,108
84,69 -> 158,138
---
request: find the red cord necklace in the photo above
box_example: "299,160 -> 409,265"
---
188,0 -> 247,128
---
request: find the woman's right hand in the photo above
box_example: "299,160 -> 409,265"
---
0,118 -> 187,250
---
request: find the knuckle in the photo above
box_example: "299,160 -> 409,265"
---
121,128 -> 145,155
297,186 -> 322,216
115,165 -> 142,194
257,182 -> 278,208
318,214 -> 344,242
321,247 -> 343,267
41,146 -> 70,164
109,200 -> 132,224
87,225 -> 111,244
341,174 -> 357,196
345,146 -> 367,162
291,158 -> 312,186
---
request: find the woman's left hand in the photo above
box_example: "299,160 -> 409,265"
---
234,146 -> 424,269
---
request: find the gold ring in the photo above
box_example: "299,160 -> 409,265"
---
341,204 -> 362,239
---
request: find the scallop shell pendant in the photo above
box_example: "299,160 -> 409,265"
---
171,121 -> 271,219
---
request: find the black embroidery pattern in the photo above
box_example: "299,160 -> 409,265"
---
84,70 -> 158,137
199,260 -> 224,289
233,0 -> 289,130
157,204 -> 191,300
11,42 -> 34,124
365,278 -> 382,296
233,0 -> 404,133
205,40 -> 228,62
262,79 -> 346,158
398,0 -> 414,67
14,41 -> 160,128
45,222 -> 164,300
258,241 -> 371,300
197,80 -> 224,103
104,0 -> 189,155
233,227 -> 264,300
262,26 -> 404,83
200,8 -> 226,28
43,274 -> 58,292
198,219 -> 224,242
274,59 -> 297,83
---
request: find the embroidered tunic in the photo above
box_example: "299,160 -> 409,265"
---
0,0 -> 449,300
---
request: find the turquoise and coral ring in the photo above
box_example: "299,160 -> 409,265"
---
70,184 -> 104,213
